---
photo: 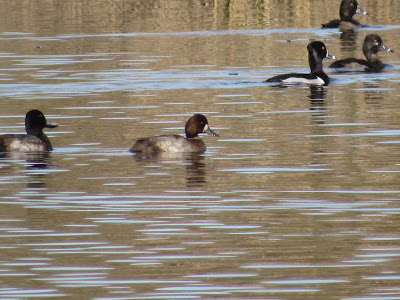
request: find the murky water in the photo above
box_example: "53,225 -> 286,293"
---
1,1 -> 400,299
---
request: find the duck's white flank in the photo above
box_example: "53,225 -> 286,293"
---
281,76 -> 325,85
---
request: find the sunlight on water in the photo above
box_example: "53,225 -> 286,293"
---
0,1 -> 400,299
221,167 -> 332,173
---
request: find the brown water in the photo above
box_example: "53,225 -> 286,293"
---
1,0 -> 400,299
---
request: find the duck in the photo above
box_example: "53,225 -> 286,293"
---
130,114 -> 219,154
329,34 -> 394,72
0,110 -> 58,152
265,41 -> 336,86
322,0 -> 368,31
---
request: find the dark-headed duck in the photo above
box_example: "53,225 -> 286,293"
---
265,41 -> 336,86
330,34 -> 394,72
322,0 -> 368,31
130,114 -> 219,154
0,110 -> 58,152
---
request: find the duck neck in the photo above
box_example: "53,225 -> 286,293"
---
38,132 -> 53,151
185,133 -> 198,139
26,128 -> 53,150
309,52 -> 323,73
363,48 -> 380,64
340,13 -> 354,21
26,126 -> 41,138
366,54 -> 383,70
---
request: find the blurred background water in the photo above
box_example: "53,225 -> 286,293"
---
1,0 -> 400,299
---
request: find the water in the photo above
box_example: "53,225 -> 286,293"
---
1,0 -> 400,299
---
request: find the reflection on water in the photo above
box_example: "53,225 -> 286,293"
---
309,85 -> 327,125
0,152 -> 53,189
361,82 -> 386,104
1,0 -> 400,299
132,152 -> 208,188
185,154 -> 207,188
339,30 -> 359,52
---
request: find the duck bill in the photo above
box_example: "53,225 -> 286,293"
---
45,121 -> 58,128
381,44 -> 394,53
203,124 -> 219,137
356,5 -> 368,15
326,51 -> 336,60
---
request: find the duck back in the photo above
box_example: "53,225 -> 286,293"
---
130,134 -> 206,154
322,19 -> 341,28
0,134 -> 49,152
330,58 -> 370,68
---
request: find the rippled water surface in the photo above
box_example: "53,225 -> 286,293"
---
1,1 -> 400,299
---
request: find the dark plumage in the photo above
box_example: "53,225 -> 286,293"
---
330,34 -> 394,72
265,41 -> 336,86
130,114 -> 219,154
322,0 -> 368,31
0,110 -> 58,152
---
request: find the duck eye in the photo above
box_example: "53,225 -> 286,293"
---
322,46 -> 325,50
350,3 -> 354,6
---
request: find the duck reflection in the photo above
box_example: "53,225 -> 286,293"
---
362,82 -> 385,105
184,153 -> 206,188
25,153 -> 51,189
339,30 -> 359,51
309,85 -> 327,125
132,152 -> 207,188
0,152 -> 51,189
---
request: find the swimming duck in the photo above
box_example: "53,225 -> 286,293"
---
265,41 -> 336,86
322,0 -> 368,31
0,110 -> 58,152
330,34 -> 394,72
130,114 -> 219,154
